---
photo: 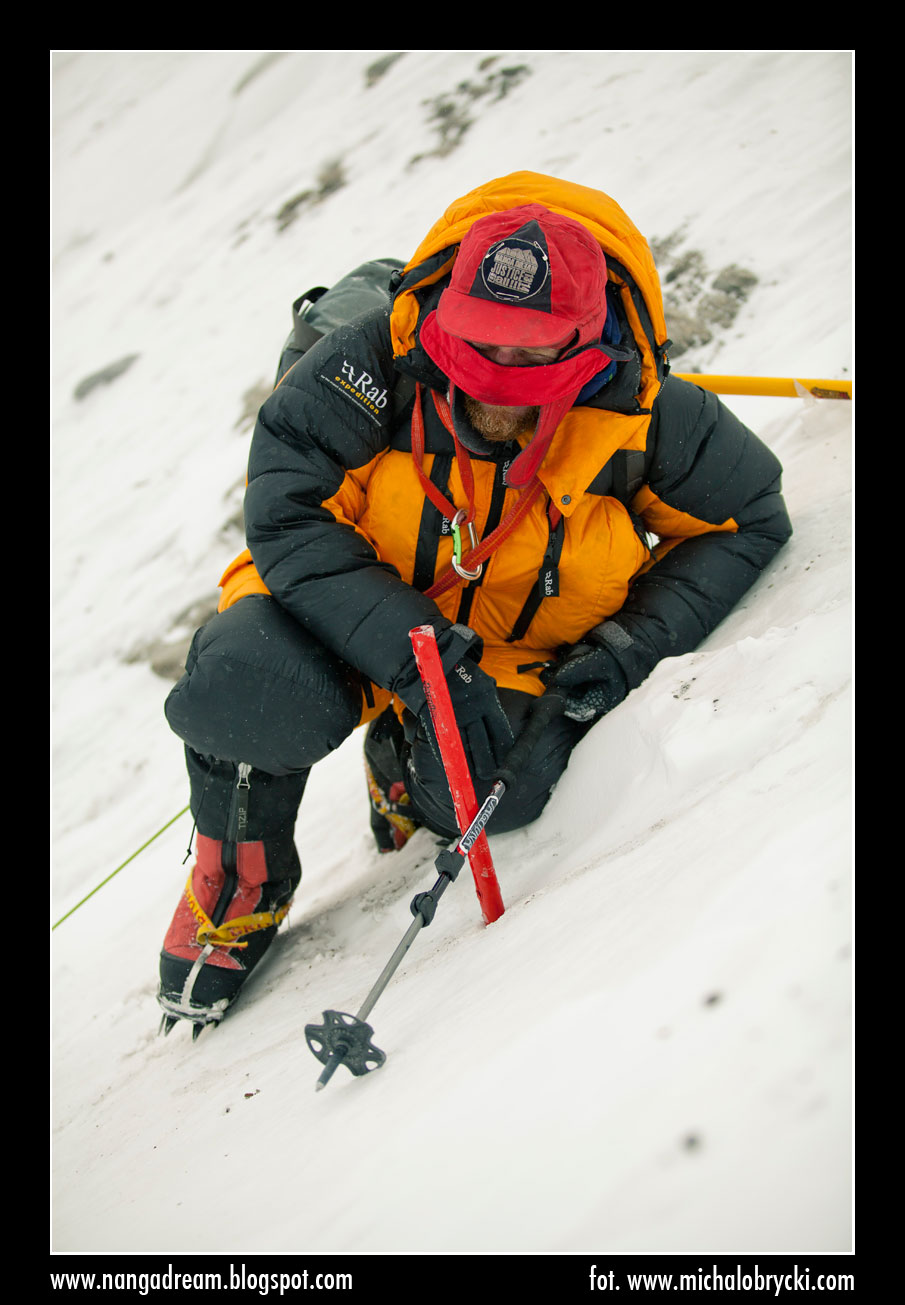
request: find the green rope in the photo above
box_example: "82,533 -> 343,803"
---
51,805 -> 191,931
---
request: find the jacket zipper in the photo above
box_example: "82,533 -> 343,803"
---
212,763 -> 251,928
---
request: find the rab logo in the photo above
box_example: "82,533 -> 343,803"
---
321,358 -> 390,424
340,360 -> 388,408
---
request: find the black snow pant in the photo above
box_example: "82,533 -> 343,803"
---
164,595 -> 589,846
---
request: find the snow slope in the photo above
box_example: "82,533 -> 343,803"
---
51,50 -> 853,1260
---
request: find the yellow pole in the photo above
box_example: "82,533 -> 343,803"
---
673,374 -> 852,400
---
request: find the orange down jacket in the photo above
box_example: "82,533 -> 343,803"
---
219,173 -> 792,724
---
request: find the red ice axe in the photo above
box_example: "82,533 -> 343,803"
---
408,623 -> 505,925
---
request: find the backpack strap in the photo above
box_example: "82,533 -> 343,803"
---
291,287 -> 329,352
585,447 -> 646,502
613,448 -> 646,502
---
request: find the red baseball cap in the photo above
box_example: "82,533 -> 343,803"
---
435,204 -> 608,350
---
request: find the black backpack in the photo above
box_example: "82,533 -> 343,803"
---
275,258 -> 405,386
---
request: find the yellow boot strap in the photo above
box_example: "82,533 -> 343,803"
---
184,874 -> 292,949
364,759 -> 418,840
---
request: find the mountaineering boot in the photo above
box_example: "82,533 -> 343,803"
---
157,830 -> 301,1034
363,706 -> 420,853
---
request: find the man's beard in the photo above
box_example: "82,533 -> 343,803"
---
462,394 -> 540,444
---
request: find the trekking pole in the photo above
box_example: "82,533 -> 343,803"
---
304,657 -> 567,1090
304,788 -> 501,1091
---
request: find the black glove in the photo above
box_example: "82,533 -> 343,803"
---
405,640 -> 514,790
541,622 -> 631,723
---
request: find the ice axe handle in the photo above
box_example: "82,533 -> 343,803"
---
493,688 -> 567,793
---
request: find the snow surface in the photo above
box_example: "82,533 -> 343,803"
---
51,51 -> 853,1258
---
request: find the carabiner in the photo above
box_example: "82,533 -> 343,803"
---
451,508 -> 483,581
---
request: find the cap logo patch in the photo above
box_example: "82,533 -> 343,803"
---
481,238 -> 549,303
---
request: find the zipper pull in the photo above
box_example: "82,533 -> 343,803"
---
537,535 -> 559,598
235,763 -> 251,842
536,508 -> 564,598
